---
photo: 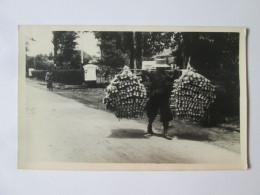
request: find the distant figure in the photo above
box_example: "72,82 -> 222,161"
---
45,70 -> 53,90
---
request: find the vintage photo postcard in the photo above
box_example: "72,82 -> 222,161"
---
18,25 -> 247,171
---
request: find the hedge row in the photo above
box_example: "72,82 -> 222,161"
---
32,70 -> 84,85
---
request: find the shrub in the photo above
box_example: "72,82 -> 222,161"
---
32,70 -> 47,80
53,70 -> 84,85
32,70 -> 84,85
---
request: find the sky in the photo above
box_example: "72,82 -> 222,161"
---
76,32 -> 101,57
25,29 -> 100,57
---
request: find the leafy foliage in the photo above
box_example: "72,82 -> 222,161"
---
70,50 -> 93,69
94,32 -> 128,68
94,31 -> 176,69
26,54 -> 53,71
142,32 -> 175,59
172,32 -> 239,74
32,70 -> 84,85
52,31 -> 79,69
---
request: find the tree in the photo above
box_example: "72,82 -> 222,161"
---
171,32 -> 239,74
70,50 -> 93,69
26,55 -> 35,72
94,31 -> 176,70
135,32 -> 176,68
48,52 -> 54,61
142,32 -> 175,59
35,54 -> 53,70
52,31 -> 79,69
121,32 -> 175,69
94,32 -> 128,69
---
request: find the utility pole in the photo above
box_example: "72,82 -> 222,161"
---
30,37 -> 37,69
81,31 -> 84,65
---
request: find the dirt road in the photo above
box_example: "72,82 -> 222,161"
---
19,81 -> 240,164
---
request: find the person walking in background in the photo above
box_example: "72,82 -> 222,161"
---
45,70 -> 53,90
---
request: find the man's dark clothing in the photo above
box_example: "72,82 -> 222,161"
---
147,93 -> 173,122
144,70 -> 178,123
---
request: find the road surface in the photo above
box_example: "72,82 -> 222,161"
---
19,81 -> 240,165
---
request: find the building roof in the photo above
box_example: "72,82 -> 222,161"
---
156,49 -> 173,57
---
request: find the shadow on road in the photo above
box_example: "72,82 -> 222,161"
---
153,126 -> 211,141
109,129 -> 149,139
170,132 -> 213,141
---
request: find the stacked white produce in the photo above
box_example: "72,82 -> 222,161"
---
103,66 -> 148,119
170,70 -> 216,122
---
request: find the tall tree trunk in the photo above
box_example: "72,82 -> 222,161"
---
54,45 -> 57,66
133,32 -> 137,71
128,32 -> 142,70
129,32 -> 134,69
136,32 -> 143,69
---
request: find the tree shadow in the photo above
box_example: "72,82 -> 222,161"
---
153,127 -> 210,141
169,132 -> 213,141
108,128 -> 212,141
108,129 -> 149,139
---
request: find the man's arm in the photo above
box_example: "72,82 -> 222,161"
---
141,70 -> 154,80
166,69 -> 181,81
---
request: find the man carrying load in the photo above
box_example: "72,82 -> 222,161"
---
142,67 -> 180,139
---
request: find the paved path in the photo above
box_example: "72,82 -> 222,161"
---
19,81 -> 240,164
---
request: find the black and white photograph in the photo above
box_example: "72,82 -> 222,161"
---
18,26 -> 247,170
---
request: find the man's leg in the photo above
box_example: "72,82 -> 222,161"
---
163,121 -> 169,136
146,98 -> 158,134
147,116 -> 156,134
160,97 -> 173,138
